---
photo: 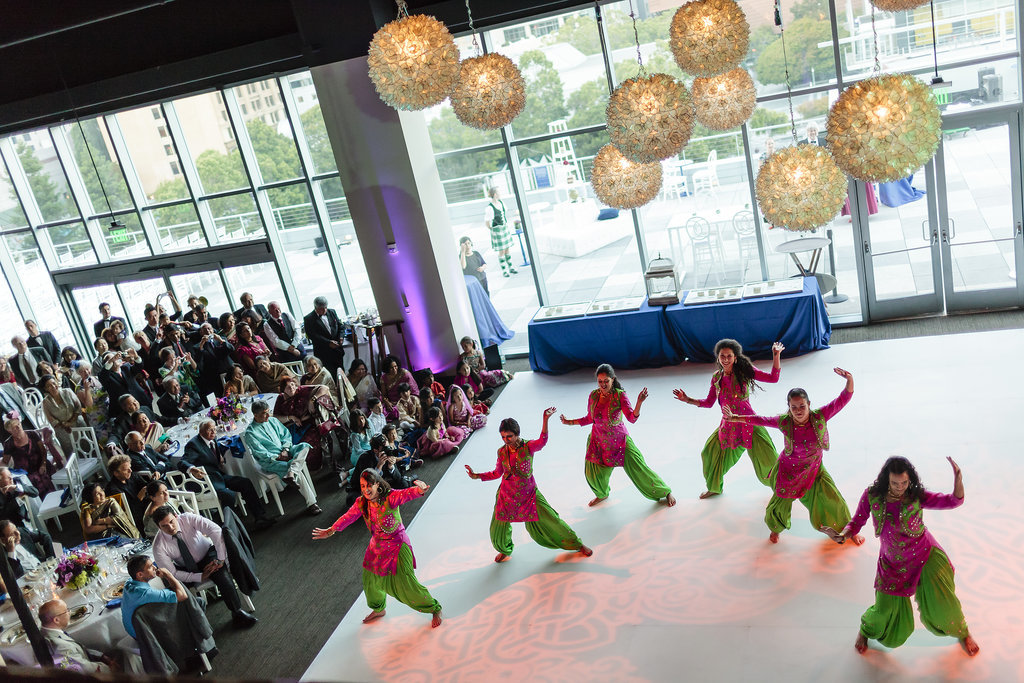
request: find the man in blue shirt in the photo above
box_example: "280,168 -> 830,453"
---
121,555 -> 188,638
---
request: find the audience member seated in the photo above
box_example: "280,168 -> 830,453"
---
2,412 -> 57,496
303,296 -> 347,380
300,355 -> 339,404
223,364 -> 259,398
109,394 -> 174,448
122,554 -> 189,640
0,356 -> 15,384
0,466 -> 53,555
464,384 -> 490,419
275,376 -> 332,470
1,519 -> 45,577
40,374 -> 85,456
418,406 -> 465,459
156,377 -> 202,422
366,397 -> 386,436
218,312 -> 238,343
106,454 -> 159,529
233,292 -> 269,325
418,368 -> 446,404
132,410 -> 170,453
348,410 -> 371,471
24,320 -> 60,365
244,400 -> 321,515
142,480 -> 179,539
158,344 -> 198,393
37,359 -> 73,390
447,384 -> 486,432
151,506 -> 259,628
382,423 -> 421,470
348,359 -> 379,412
232,323 -> 271,376
124,430 -> 174,476
98,351 -> 151,418
81,482 -> 140,539
395,382 -> 420,432
349,434 -> 412,499
182,419 -> 275,530
253,355 -> 292,394
192,323 -> 235,398
58,345 -> 83,373
263,301 -> 306,363
379,355 -> 418,421
8,335 -> 47,388
40,598 -> 119,673
94,302 -> 127,338
455,359 -> 498,403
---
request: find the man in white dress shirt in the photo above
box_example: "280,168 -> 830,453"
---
261,301 -> 306,363
39,598 -> 118,673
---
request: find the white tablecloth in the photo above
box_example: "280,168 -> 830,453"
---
163,394 -> 277,477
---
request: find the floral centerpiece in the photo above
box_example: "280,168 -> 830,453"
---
55,550 -> 100,590
209,394 -> 245,430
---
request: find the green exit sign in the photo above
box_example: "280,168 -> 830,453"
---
109,227 -> 130,243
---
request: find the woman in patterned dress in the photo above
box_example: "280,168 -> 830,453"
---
561,364 -> 675,508
313,469 -> 442,628
484,186 -> 516,277
466,408 -> 592,563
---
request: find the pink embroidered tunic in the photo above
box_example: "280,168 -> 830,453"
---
843,489 -> 964,596
745,388 -> 852,499
577,389 -> 637,467
330,487 -> 424,576
477,432 -> 548,522
696,366 -> 781,449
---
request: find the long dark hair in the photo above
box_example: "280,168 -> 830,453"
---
455,359 -> 482,386
356,469 -> 393,521
595,363 -> 623,391
867,456 -> 925,503
714,339 -> 762,394
419,386 -> 435,417
349,409 -> 367,433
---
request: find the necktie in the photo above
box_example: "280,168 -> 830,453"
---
23,355 -> 38,384
175,532 -> 199,572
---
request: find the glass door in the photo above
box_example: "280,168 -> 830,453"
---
116,277 -> 169,329
935,110 -> 1024,311
169,270 -> 231,320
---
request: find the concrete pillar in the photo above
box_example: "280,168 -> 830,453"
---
310,57 -> 475,374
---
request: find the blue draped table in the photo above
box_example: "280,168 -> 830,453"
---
528,278 -> 830,373
664,277 -> 830,362
528,299 -> 680,374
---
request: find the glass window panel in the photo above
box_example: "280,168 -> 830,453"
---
267,182 -> 343,315
92,213 -> 150,262
286,72 -> 338,175
223,263 -> 286,315
840,0 -> 1017,87
2,232 -> 73,344
173,91 -> 250,195
116,106 -> 189,203
206,192 -> 265,243
10,132 -> 77,222
70,284 -> 128,341
231,78 -> 303,184
150,202 -> 206,252
485,7 -> 611,139
115,278 -> 167,329
169,271 -> 231,319
41,222 -> 97,268
0,267 -> 24,348
0,161 -> 29,231
61,118 -> 133,214
603,1 -> 682,85
742,0 -> 839,93
318,177 -> 374,314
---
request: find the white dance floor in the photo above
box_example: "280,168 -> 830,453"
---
304,330 -> 1024,683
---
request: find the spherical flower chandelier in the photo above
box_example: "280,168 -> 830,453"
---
755,144 -> 848,232
670,0 -> 750,77
870,0 -> 929,11
450,53 -> 526,130
606,73 -> 695,164
826,73 -> 941,182
367,14 -> 461,111
692,68 -> 756,131
590,144 -> 663,210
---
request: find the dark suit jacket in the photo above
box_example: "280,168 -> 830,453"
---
7,348 -> 47,388
106,473 -> 149,527
193,339 -> 235,398
27,331 -> 60,365
108,405 -> 174,448
0,480 -> 38,525
128,445 -> 172,475
94,315 -> 127,338
233,304 -> 269,324
156,388 -> 202,422
303,308 -> 344,367
98,364 -> 152,417
181,435 -> 229,489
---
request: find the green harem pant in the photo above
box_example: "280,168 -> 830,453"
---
700,426 -> 777,494
362,544 -> 441,614
764,465 -> 850,534
859,548 -> 970,648
585,437 -> 671,501
489,490 -> 584,555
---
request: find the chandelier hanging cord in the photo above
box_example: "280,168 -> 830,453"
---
464,0 -> 482,56
871,5 -> 881,74
395,0 -> 409,18
629,0 -> 645,75
928,0 -> 939,81
775,0 -> 798,145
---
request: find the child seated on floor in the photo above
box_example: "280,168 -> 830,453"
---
382,423 -> 421,470
419,368 -> 446,403
463,384 -> 489,417
366,397 -> 386,437
417,406 -> 465,459
348,409 -> 372,471
395,382 -> 420,431
447,384 -> 486,432
458,337 -> 513,386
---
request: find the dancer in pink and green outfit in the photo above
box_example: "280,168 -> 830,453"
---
313,470 -> 442,628
724,367 -> 861,544
674,339 -> 783,499
561,364 -> 675,508
466,407 -> 592,563
829,455 -> 979,656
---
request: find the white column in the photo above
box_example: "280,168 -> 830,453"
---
311,57 -> 475,373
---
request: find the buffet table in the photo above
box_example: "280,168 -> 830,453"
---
527,277 -> 830,373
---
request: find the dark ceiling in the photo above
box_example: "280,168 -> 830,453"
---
0,0 -> 586,135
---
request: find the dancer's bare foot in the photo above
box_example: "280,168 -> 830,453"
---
769,531 -> 780,544
431,610 -> 443,628
578,544 -> 593,557
850,534 -> 865,546
961,635 -> 979,656
588,496 -> 607,507
664,493 -> 677,507
854,633 -> 868,654
494,552 -> 509,563
363,610 -> 386,623
699,491 -> 719,500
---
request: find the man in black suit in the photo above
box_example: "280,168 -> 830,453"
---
192,323 -> 235,399
138,305 -> 161,347
1,519 -> 47,578
263,301 -> 305,363
24,320 -> 60,365
303,296 -> 346,379
0,466 -> 53,559
98,351 -> 152,418
182,419 -> 274,530
8,336 -> 47,388
123,430 -> 175,476
93,302 -> 127,338
801,122 -> 826,147
233,292 -> 269,323
156,377 -> 201,421
107,394 -> 175,448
